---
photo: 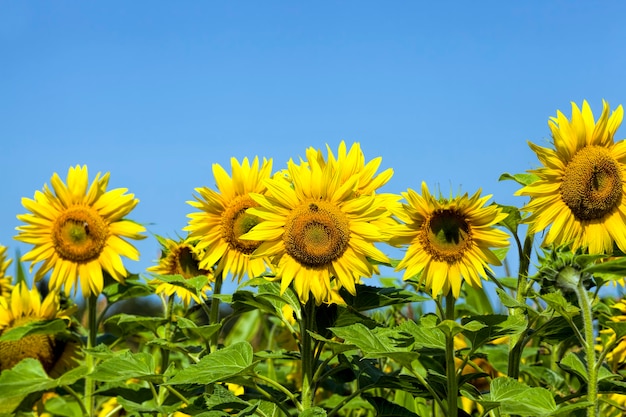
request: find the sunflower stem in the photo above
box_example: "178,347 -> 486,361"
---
508,231 -> 534,379
445,292 -> 458,417
300,298 -> 316,411
209,271 -> 223,353
575,281 -> 598,417
85,294 -> 98,417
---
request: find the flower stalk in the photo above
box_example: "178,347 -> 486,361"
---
575,279 -> 598,416
445,292 -> 458,417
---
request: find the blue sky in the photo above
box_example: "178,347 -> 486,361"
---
2,2 -> 626,296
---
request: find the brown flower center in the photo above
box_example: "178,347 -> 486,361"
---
52,206 -> 108,263
560,146 -> 623,221
221,195 -> 262,255
419,209 -> 472,263
283,201 -> 351,268
0,317 -> 57,373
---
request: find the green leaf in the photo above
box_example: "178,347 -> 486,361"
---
364,395 -> 420,417
104,313 -> 166,334
499,172 -> 539,186
165,341 -> 256,385
462,314 -> 527,349
90,350 -> 160,383
116,396 -> 183,415
497,204 -> 523,235
330,323 -> 420,365
43,395 -> 84,417
300,407 -> 327,417
559,351 -> 618,383
496,288 -> 528,310
177,317 -> 221,341
150,274 -> 211,293
400,315 -> 447,350
339,284 -> 430,311
103,274 -> 154,302
583,256 -> 626,276
540,292 -> 580,317
605,320 -> 626,340
0,360 -> 88,402
0,318 -> 69,342
483,377 -> 557,416
558,351 -> 587,382
0,359 -> 56,398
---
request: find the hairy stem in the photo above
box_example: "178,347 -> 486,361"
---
445,292 -> 458,417
576,282 -> 598,417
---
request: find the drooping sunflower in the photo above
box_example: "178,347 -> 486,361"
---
0,281 -> 81,377
148,236 -> 214,307
388,182 -> 509,298
0,244 -> 13,298
515,100 -> 626,254
15,165 -> 146,298
242,149 -> 392,305
185,157 -> 273,281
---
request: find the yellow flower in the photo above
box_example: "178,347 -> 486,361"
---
242,146 -> 392,304
305,141 -> 394,196
148,236 -> 214,307
15,165 -> 146,298
0,244 -> 13,298
516,100 -> 626,254
185,157 -> 273,282
389,182 -> 509,298
0,282 -> 81,377
306,141 -> 401,248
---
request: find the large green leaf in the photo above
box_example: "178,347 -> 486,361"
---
0,318 -> 70,342
330,323 -> 419,365
339,284 -> 429,311
165,341 -> 256,385
0,359 -> 87,399
90,350 -> 160,383
399,316 -> 446,350
482,377 -> 557,416
559,351 -> 618,383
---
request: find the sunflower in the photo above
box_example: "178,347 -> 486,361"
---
0,281 -> 81,377
148,236 -> 214,307
515,100 -> 626,254
15,165 -> 146,298
305,141 -> 394,197
0,244 -> 13,298
598,299 -> 626,416
185,157 -> 273,281
241,149 -> 392,305
389,182 -> 509,298
306,141 -> 401,238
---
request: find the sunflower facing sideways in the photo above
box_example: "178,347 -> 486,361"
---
14,165 -> 146,298
185,157 -> 274,282
516,100 -> 626,255
148,236 -> 214,307
0,244 -> 13,298
241,144 -> 394,305
0,281 -> 81,377
388,182 -> 509,298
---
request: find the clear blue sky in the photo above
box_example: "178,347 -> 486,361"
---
2,2 -> 626,295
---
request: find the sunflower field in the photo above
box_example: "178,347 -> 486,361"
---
3,100 -> 626,417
